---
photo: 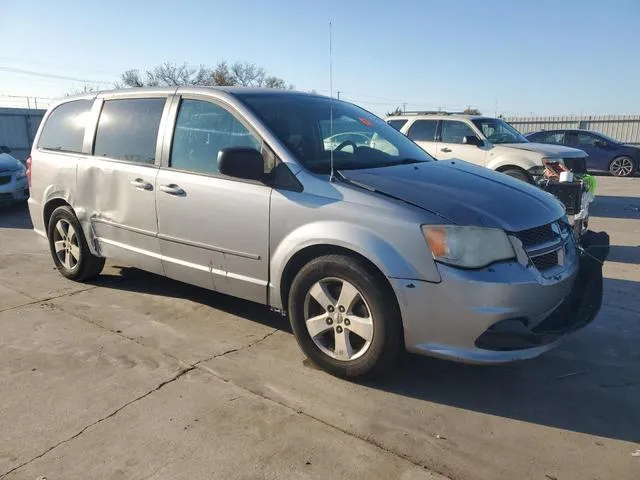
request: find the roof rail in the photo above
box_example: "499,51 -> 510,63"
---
387,110 -> 467,116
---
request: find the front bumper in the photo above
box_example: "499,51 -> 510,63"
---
392,231 -> 608,363
0,174 -> 29,205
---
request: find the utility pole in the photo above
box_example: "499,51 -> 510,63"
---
402,102 -> 407,113
494,97 -> 498,117
336,90 -> 341,100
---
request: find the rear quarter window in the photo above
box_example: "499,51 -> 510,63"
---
387,119 -> 408,132
37,100 -> 93,153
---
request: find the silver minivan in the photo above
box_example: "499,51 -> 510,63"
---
27,87 -> 603,378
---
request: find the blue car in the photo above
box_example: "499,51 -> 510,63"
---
526,129 -> 639,177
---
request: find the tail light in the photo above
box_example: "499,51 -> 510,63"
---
26,156 -> 32,188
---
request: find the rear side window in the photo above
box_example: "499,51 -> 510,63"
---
531,131 -> 565,144
170,99 -> 261,175
93,98 -> 165,164
407,120 -> 438,142
387,119 -> 408,131
38,100 -> 92,153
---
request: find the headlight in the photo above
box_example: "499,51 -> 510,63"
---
422,225 -> 515,268
16,169 -> 27,180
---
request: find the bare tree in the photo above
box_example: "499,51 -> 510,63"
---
463,107 -> 481,115
387,106 -> 404,116
230,62 -> 265,87
211,61 -> 236,86
119,61 -> 289,89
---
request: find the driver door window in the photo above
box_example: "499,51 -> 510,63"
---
440,121 -> 477,144
170,99 -> 261,175
437,120 -> 487,166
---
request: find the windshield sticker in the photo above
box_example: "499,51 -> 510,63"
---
358,117 -> 372,127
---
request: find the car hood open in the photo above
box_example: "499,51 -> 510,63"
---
339,160 -> 564,232
501,142 -> 587,158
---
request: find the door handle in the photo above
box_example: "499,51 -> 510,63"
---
130,178 -> 153,191
159,184 -> 186,196
440,148 -> 452,153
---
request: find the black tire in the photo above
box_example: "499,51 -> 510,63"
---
288,254 -> 403,379
501,168 -> 532,184
47,206 -> 105,281
608,156 -> 635,177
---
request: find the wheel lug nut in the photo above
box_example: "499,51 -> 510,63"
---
326,318 -> 333,325
327,305 -> 334,313
338,306 -> 345,313
336,326 -> 343,333
344,319 -> 350,326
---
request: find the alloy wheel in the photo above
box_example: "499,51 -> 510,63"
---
610,157 -> 634,177
53,219 -> 80,270
303,277 -> 374,361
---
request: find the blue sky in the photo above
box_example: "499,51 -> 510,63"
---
3,0 -> 639,115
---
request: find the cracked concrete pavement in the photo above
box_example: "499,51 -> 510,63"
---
1,176 -> 639,479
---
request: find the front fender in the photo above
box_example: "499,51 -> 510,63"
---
269,220 -> 441,309
486,153 -> 541,172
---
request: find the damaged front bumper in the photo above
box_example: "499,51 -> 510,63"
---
392,231 -> 609,364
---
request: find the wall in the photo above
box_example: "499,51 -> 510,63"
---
505,115 -> 640,145
0,107 -> 46,162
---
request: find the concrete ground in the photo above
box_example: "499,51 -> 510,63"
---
0,176 -> 639,480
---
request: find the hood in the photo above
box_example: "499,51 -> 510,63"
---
0,153 -> 24,172
501,142 -> 587,158
339,160 -> 564,232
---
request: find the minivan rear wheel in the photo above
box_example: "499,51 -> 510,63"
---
47,206 -> 105,281
288,254 -> 402,379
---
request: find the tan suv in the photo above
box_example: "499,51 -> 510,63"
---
386,112 -> 588,183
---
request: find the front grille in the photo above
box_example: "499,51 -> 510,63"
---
0,174 -> 11,185
514,224 -> 556,248
531,251 -> 559,271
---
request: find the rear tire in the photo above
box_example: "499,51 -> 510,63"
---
47,206 -> 105,281
609,156 -> 635,177
288,254 -> 403,379
501,168 -> 532,184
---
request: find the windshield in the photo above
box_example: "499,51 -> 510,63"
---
472,118 -> 529,144
237,93 -> 433,173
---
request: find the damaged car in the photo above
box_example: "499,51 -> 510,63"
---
27,88 -> 607,378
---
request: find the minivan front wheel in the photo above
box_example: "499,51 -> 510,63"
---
47,206 -> 105,281
288,255 -> 402,379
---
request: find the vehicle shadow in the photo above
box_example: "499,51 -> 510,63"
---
91,266 -> 640,444
0,203 -> 33,229
92,266 -> 292,334
590,195 -> 640,219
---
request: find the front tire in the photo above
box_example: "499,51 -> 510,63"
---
501,168 -> 533,184
288,254 -> 402,379
609,156 -> 635,177
47,206 -> 105,281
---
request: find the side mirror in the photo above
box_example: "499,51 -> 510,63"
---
217,147 -> 264,181
463,135 -> 483,147
0,145 -> 11,154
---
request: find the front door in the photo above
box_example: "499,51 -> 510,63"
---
155,97 -> 271,303
565,131 -> 609,171
78,97 -> 167,274
436,120 -> 488,165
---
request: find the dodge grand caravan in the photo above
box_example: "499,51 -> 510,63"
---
27,88 -> 605,378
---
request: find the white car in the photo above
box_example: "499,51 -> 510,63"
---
386,113 -> 588,182
0,148 -> 29,206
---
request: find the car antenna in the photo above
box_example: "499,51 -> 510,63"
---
329,21 -> 336,183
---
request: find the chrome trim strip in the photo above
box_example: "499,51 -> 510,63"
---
526,238 -> 565,258
91,217 -> 157,237
92,219 -> 261,260
157,233 -> 260,260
